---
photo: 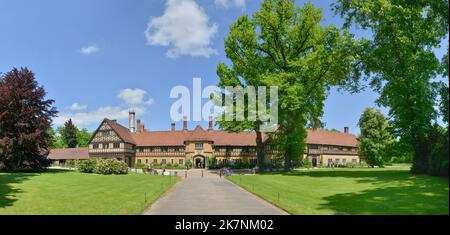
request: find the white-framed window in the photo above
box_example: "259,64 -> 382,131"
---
195,143 -> 204,150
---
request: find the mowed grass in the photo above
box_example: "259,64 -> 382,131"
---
227,165 -> 449,215
0,169 -> 177,215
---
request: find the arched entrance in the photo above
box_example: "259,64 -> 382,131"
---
193,155 -> 206,169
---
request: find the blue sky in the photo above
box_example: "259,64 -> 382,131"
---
0,0 -> 447,134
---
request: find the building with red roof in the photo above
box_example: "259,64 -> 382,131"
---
52,111 -> 358,168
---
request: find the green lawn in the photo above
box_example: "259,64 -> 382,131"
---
0,169 -> 177,215
227,165 -> 449,215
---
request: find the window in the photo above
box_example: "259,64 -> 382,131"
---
162,159 -> 167,165
195,143 -> 204,150
138,159 -> 142,164
103,143 -> 109,149
352,159 -> 357,164
179,159 -> 184,165
113,143 -> 120,149
343,159 -> 347,164
309,145 -> 319,150
145,159 -> 148,164
171,159 -> 174,165
336,159 -> 340,164
153,159 -> 158,164
93,144 -> 99,149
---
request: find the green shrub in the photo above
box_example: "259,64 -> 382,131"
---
77,158 -> 97,173
135,163 -> 147,169
185,160 -> 192,169
65,160 -> 77,168
95,159 -> 128,175
427,127 -> 449,176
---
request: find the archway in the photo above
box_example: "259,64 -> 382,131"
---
193,155 -> 206,169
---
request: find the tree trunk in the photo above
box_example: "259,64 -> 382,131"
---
411,135 -> 429,174
255,130 -> 266,172
284,145 -> 292,172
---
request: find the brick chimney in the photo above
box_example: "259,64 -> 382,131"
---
140,123 -> 145,132
171,123 -> 176,131
183,116 -> 188,131
129,111 -> 136,133
136,119 -> 142,133
208,115 -> 213,131
344,127 -> 349,134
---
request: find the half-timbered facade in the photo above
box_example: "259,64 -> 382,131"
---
80,112 -> 361,168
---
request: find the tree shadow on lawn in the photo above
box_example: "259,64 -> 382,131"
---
0,169 -> 71,209
263,170 -> 449,215
319,183 -> 449,215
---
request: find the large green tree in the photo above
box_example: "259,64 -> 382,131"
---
358,108 -> 394,167
0,68 -> 57,171
216,0 -> 363,171
334,0 -> 449,174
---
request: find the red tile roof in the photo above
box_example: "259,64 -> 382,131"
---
105,119 -> 136,144
109,120 -> 358,148
306,129 -> 358,147
48,147 -> 89,160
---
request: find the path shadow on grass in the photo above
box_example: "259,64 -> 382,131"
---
264,170 -> 449,215
0,169 -> 71,209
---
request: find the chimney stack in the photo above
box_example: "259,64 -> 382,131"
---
208,115 -> 213,131
344,127 -> 349,134
136,119 -> 142,133
183,116 -> 188,131
171,123 -> 176,131
129,111 -> 136,133
141,123 -> 145,132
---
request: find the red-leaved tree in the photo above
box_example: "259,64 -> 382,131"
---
0,68 -> 57,171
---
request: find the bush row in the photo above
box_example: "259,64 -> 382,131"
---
75,158 -> 128,175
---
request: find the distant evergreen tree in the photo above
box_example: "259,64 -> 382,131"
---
0,68 -> 57,171
62,119 -> 78,148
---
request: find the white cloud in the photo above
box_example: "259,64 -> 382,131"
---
80,45 -> 99,55
54,89 -> 155,128
53,106 -> 146,127
144,0 -> 218,58
215,0 -> 246,8
117,88 -> 155,106
68,103 -> 87,111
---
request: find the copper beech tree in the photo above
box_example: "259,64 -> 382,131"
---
0,68 -> 57,171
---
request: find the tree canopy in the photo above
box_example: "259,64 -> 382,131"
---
217,0 -> 364,170
334,0 -> 449,174
358,108 -> 394,167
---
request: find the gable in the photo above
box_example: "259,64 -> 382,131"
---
89,121 -> 123,144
